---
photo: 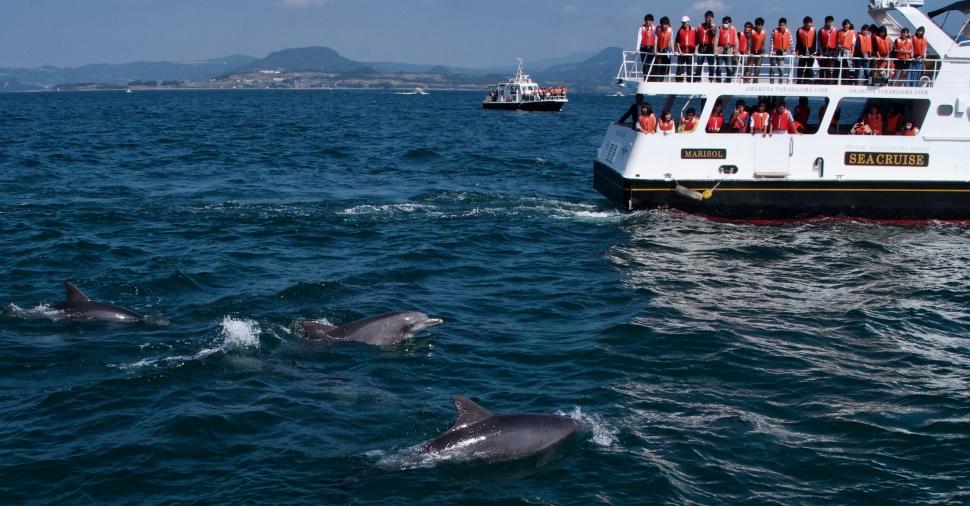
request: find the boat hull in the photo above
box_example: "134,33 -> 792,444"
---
594,161 -> 970,219
482,100 -> 565,112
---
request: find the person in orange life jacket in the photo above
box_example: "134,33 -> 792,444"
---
675,16 -> 697,82
706,101 -> 725,132
679,108 -> 699,132
854,24 -> 873,84
769,18 -> 793,84
851,121 -> 873,135
793,96 -> 810,133
873,25 -> 893,81
737,22 -> 751,82
902,119 -> 919,136
909,26 -> 928,85
695,10 -> 718,81
652,17 -> 674,82
745,18 -> 768,83
715,16 -> 739,82
818,16 -> 838,82
659,110 -> 676,135
750,101 -> 772,137
795,16 -> 818,84
637,104 -> 658,133
837,19 -> 856,82
885,104 -> 904,135
771,102 -> 797,134
864,104 -> 884,134
637,14 -> 657,80
893,28 -> 914,86
730,99 -> 750,133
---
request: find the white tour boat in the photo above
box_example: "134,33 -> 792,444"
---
594,0 -> 970,219
483,59 -> 568,112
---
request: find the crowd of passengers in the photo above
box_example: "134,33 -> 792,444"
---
619,97 -> 920,136
634,10 -> 931,85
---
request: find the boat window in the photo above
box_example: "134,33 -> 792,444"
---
617,94 -> 707,134
709,96 -> 829,135
938,104 -> 954,116
829,98 -> 931,135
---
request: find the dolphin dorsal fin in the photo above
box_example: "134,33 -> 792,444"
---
64,282 -> 91,303
448,395 -> 493,432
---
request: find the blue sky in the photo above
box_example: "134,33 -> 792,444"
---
0,0 -> 959,68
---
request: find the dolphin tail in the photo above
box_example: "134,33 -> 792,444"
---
63,282 -> 91,303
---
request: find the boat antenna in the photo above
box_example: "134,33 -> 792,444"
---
515,58 -> 525,80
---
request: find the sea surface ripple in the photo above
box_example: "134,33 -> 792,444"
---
0,90 -> 968,504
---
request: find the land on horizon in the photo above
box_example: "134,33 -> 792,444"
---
0,46 -> 623,93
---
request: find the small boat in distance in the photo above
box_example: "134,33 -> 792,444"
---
483,59 -> 567,112
396,87 -> 429,95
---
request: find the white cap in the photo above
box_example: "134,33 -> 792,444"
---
681,15 -> 690,22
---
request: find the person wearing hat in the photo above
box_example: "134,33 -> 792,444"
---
675,15 -> 696,82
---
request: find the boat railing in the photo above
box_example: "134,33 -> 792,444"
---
617,50 -> 942,88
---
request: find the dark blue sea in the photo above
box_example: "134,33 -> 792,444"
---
1,89 -> 969,504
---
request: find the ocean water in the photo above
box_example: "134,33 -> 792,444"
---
1,89 -> 968,504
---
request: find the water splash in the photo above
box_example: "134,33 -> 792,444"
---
558,406 -> 618,447
111,316 -> 261,370
6,303 -> 65,321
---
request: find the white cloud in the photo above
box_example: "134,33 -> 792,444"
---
690,0 -> 728,11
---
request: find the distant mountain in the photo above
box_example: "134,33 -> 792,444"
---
0,75 -> 41,92
529,50 -> 600,71
236,46 -> 367,73
534,47 -> 623,88
0,54 -> 258,87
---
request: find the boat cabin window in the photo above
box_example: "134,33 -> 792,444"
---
709,96 -> 829,135
829,97 -> 930,135
616,94 -> 707,134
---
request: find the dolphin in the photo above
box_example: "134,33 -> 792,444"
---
300,311 -> 442,346
410,395 -> 583,464
52,282 -> 145,322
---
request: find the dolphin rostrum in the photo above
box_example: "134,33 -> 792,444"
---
300,311 -> 442,346
410,395 -> 583,464
53,282 -> 145,322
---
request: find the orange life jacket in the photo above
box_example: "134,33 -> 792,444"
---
771,110 -> 794,133
640,25 -> 656,47
657,26 -> 673,51
772,28 -> 792,52
894,37 -> 913,60
886,113 -> 903,134
857,33 -> 873,54
696,23 -> 716,46
638,113 -> 657,133
865,112 -> 884,134
718,26 -> 737,47
706,114 -> 724,132
797,27 -> 816,50
912,35 -> 927,58
750,29 -> 767,53
682,116 -> 698,131
659,118 -> 675,132
820,27 -> 839,50
677,27 -> 696,50
874,36 -> 891,57
731,111 -> 749,131
752,111 -> 770,132
839,29 -> 856,50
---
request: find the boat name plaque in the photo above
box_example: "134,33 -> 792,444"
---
681,149 -> 727,160
844,152 -> 929,167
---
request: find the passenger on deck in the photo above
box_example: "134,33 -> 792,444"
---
796,17 -> 818,83
864,104 -> 884,134
893,28 -> 914,86
838,19 -> 856,82
730,100 -> 749,133
695,11 -> 718,82
706,102 -> 725,132
616,95 -> 643,126
751,102 -> 771,137
873,26 -> 893,82
902,119 -> 919,136
715,16 -> 739,82
771,102 -> 797,134
819,16 -> 839,83
886,104 -> 904,135
654,17 -> 674,82
851,121 -> 873,135
769,18 -> 793,83
679,108 -> 699,132
637,14 -> 657,79
855,24 -> 873,84
793,97 -> 810,132
676,16 -> 697,82
637,104 -> 658,133
659,110 -> 676,134
910,26 -> 928,85
738,22 -> 752,81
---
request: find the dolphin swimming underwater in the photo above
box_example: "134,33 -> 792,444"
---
409,395 -> 583,464
52,282 -> 145,322
300,311 -> 442,346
